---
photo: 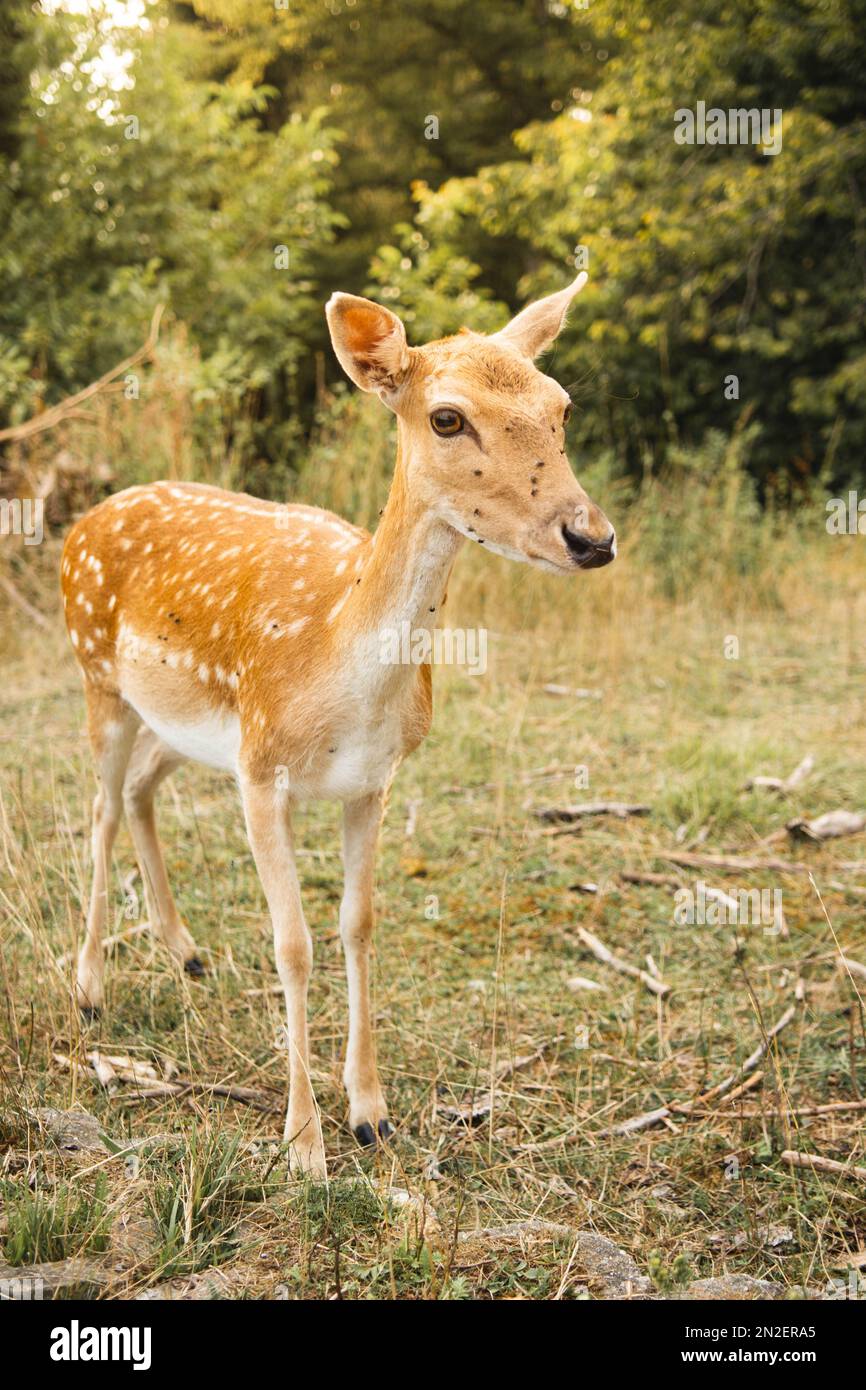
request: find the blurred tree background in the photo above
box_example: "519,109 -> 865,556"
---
1,0 -> 864,494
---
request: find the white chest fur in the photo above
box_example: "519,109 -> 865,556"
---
289,710 -> 403,801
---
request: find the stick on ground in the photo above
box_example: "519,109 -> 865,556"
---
599,1003 -> 796,1137
781,1150 -> 866,1183
575,926 -> 669,997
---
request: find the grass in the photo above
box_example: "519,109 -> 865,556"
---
2,1173 -> 110,1266
147,1130 -> 253,1278
1,424 -> 865,1299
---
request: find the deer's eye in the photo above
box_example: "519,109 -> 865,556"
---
430,409 -> 464,436
563,404 -> 572,424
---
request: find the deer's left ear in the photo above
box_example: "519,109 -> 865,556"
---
325,292 -> 412,399
493,272 -> 588,359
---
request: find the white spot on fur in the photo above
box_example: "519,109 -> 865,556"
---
327,587 -> 352,623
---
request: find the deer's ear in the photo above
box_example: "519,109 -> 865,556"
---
493,272 -> 588,359
325,293 -> 412,397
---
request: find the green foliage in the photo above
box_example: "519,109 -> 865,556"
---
370,0 -> 866,488
1,0 -> 863,487
148,1128 -> 250,1276
2,1173 -> 110,1265
0,3 -> 341,460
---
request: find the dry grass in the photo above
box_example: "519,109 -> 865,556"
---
1,416 -> 865,1299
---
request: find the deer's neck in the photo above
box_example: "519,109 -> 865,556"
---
336,431 -> 463,679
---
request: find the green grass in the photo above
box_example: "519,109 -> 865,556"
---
1,459 -> 865,1299
147,1130 -> 254,1278
2,1174 -> 110,1266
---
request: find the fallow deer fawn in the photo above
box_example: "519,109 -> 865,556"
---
61,274 -> 615,1176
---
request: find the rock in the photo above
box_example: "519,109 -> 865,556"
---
459,1222 -> 654,1298
381,1185 -> 441,1238
135,1268 -> 254,1301
570,1230 -> 654,1298
673,1274 -> 784,1300
0,1257 -> 107,1298
30,1107 -> 107,1153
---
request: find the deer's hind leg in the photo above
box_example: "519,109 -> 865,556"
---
76,685 -> 140,1016
123,726 -> 202,975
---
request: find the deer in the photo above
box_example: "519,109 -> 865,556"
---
60,273 -> 615,1178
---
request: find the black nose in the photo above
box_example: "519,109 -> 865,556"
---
562,524 -> 615,569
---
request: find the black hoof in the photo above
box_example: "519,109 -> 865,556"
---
353,1120 -> 394,1148
184,956 -> 206,977
79,1005 -> 101,1023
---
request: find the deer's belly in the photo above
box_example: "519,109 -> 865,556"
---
119,663 -> 241,773
132,701 -> 242,774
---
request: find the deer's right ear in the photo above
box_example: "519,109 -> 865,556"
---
325,293 -> 412,398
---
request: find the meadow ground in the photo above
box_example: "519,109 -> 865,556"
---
1,471 -> 865,1300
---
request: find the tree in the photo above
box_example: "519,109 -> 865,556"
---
371,0 -> 866,488
0,3 -> 342,465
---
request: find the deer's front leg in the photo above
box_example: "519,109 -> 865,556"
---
341,791 -> 392,1146
241,779 -> 325,1179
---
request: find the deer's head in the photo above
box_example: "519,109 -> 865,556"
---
325,275 -> 615,574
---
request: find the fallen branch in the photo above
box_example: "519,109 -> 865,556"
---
744,754 -> 815,794
694,1006 -> 797,1105
574,926 -> 669,997
678,1098 -> 866,1120
788,810 -> 866,842
660,850 -> 810,875
566,975 -> 606,992
53,1051 -> 279,1113
599,1003 -> 796,1137
781,1150 -> 866,1183
541,684 -> 601,700
538,802 -> 651,823
838,955 -> 866,982
668,1071 -> 764,1115
0,304 -> 165,444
